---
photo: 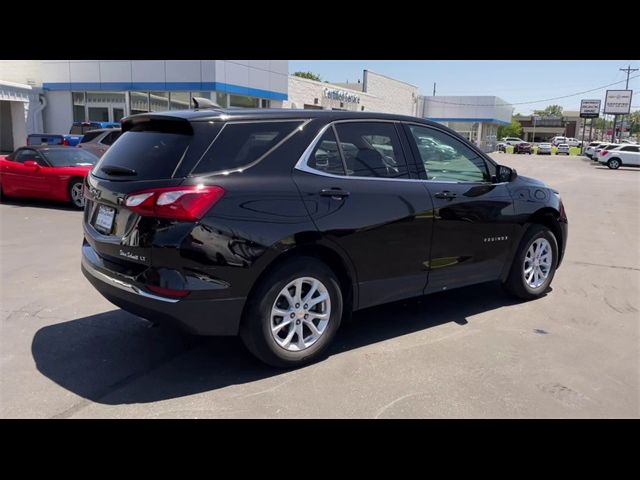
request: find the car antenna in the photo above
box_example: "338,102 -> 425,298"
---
192,97 -> 223,109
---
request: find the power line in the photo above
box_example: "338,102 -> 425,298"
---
424,74 -> 640,107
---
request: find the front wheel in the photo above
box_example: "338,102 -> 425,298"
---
503,225 -> 558,300
240,256 -> 343,368
607,158 -> 621,169
69,179 -> 85,209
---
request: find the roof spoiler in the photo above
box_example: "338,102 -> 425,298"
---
192,97 -> 223,109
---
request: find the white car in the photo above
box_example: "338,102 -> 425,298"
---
551,136 -> 581,147
595,144 -> 620,162
598,144 -> 640,169
556,143 -> 570,155
585,142 -> 604,159
501,137 -> 526,146
537,143 -> 552,155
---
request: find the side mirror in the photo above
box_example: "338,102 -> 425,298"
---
496,165 -> 517,182
23,160 -> 40,169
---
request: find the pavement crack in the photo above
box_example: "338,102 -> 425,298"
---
374,392 -> 424,419
568,261 -> 640,271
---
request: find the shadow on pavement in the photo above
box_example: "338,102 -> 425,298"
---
594,166 -> 639,171
32,281 -> 525,405
0,196 -> 79,211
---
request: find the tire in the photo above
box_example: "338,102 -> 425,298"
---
503,224 -> 559,300
240,256 -> 344,368
607,158 -> 621,169
69,179 -> 85,209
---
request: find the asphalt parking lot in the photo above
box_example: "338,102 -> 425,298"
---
1,153 -> 638,418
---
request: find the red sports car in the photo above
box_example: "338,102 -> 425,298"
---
0,146 -> 98,208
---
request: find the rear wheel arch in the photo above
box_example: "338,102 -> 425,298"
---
242,243 -> 356,324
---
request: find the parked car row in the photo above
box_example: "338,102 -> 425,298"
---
588,142 -> 640,169
496,138 -> 573,155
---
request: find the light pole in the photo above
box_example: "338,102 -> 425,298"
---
531,115 -> 539,143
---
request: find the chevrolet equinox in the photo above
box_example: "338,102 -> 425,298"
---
81,107 -> 568,367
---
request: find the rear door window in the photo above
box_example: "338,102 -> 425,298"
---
307,128 -> 346,175
192,121 -> 304,174
334,122 -> 409,179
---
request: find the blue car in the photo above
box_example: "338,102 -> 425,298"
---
27,121 -> 121,148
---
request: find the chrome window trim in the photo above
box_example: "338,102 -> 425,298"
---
294,119 -> 496,186
190,118 -> 312,177
83,259 -> 180,304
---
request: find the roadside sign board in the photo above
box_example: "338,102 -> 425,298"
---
604,90 -> 633,114
580,99 -> 601,118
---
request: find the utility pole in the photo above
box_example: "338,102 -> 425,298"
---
617,65 -> 638,142
433,82 -> 436,96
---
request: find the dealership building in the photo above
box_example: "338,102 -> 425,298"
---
418,95 -> 512,151
0,60 -> 288,150
284,70 -> 419,116
1,61 -> 517,155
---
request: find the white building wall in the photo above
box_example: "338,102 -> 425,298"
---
362,71 -> 418,116
420,95 -> 512,123
39,60 -> 289,97
43,91 -> 73,134
284,70 -> 417,115
0,60 -> 42,86
10,102 -> 26,148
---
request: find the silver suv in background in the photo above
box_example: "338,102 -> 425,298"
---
77,128 -> 122,158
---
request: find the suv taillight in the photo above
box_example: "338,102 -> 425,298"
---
124,185 -> 224,221
601,151 -> 609,157
62,138 -> 70,146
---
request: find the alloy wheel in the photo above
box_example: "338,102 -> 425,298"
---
523,238 -> 552,289
270,277 -> 331,352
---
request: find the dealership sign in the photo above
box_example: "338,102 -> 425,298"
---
323,88 -> 360,104
580,99 -> 601,118
604,90 -> 633,114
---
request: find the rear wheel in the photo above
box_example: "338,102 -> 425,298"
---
503,224 -> 558,300
240,256 -> 343,368
69,179 -> 85,209
607,158 -> 621,169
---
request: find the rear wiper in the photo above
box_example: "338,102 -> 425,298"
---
101,165 -> 137,176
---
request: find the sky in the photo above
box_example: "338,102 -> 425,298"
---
288,60 -> 640,114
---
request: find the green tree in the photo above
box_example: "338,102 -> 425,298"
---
629,111 -> 640,134
534,105 -> 563,117
293,71 -> 322,82
497,118 -> 523,139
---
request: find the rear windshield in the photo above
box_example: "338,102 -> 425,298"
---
191,121 -> 303,174
44,148 -> 98,167
80,131 -> 102,143
94,130 -> 190,180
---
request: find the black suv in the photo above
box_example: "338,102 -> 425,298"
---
82,108 -> 568,367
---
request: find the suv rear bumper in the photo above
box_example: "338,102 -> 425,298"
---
81,244 -> 245,336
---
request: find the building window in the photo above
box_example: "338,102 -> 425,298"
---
130,91 -> 149,115
170,92 -> 190,110
113,108 -> 125,122
361,106 -> 365,111
149,92 -> 169,112
72,92 -> 86,122
229,94 -> 259,108
217,92 -> 229,107
314,98 -> 319,105
261,99 -> 270,109
88,107 -> 109,122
